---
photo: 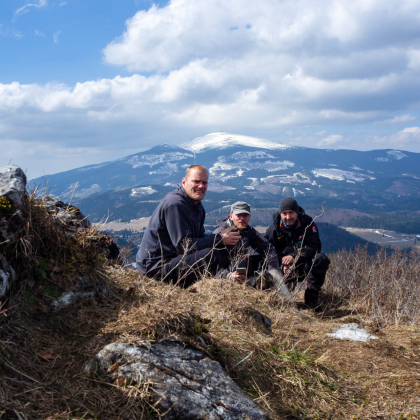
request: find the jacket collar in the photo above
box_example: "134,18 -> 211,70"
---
177,186 -> 204,210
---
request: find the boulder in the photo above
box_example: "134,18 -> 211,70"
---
0,165 -> 27,246
0,165 -> 27,211
87,340 -> 269,420
0,166 -> 27,298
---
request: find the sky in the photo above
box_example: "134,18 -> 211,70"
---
1,0 -> 420,179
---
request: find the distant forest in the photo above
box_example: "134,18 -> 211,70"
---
317,222 -> 383,255
345,211 -> 420,235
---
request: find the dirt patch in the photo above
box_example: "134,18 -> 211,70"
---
97,216 -> 151,232
343,227 -> 418,249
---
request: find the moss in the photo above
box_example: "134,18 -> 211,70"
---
0,196 -> 12,217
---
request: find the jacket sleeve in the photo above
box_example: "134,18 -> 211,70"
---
293,221 -> 321,263
250,227 -> 280,270
165,203 -> 220,253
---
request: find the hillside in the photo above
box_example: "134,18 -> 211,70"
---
2,165 -> 419,419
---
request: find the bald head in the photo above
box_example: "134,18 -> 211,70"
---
184,165 -> 208,179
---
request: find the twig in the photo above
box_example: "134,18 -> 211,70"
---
230,351 -> 253,370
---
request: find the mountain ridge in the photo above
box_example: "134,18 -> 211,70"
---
30,132 -> 420,218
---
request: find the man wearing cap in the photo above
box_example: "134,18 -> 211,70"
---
136,165 -> 241,287
213,201 -> 282,288
265,197 -> 330,309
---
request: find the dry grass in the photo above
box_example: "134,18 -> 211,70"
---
323,246 -> 420,328
1,199 -> 420,419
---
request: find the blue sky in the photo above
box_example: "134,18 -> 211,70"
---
1,0 -> 420,178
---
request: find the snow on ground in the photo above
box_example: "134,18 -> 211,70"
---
210,157 -> 294,175
149,163 -> 178,175
312,169 -> 375,182
76,184 -> 102,198
181,132 -> 292,152
375,150 -> 408,162
292,187 -> 305,196
78,163 -> 111,172
131,187 -> 157,197
387,150 -> 408,160
261,173 -> 315,185
326,323 -> 378,342
207,183 -> 236,192
128,152 -> 192,168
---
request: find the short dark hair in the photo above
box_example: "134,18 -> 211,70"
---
184,165 -> 209,179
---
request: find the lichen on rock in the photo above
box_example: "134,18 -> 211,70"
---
87,340 -> 269,420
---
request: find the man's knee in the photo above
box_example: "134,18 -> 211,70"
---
313,253 -> 330,270
210,249 -> 222,266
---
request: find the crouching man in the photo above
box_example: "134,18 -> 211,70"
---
265,197 -> 330,309
213,201 -> 283,289
136,165 -> 240,287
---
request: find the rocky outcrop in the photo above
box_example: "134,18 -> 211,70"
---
0,165 -> 27,211
42,195 -> 90,230
87,340 -> 269,420
0,165 -> 27,299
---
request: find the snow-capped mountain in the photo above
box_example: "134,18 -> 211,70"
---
181,132 -> 292,152
30,132 -> 420,221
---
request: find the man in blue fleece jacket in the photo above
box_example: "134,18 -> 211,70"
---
136,165 -> 240,287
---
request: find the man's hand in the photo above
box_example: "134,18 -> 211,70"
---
282,255 -> 294,265
220,227 -> 241,245
229,271 -> 247,283
282,255 -> 294,273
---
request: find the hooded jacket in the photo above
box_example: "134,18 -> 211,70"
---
136,187 -> 220,275
265,206 -> 322,265
213,218 -> 279,277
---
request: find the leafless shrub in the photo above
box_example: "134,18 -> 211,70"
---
323,246 -> 420,327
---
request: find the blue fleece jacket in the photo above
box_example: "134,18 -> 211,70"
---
136,187 -> 220,275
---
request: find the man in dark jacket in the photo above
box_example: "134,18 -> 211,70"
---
265,197 -> 330,309
136,165 -> 240,287
213,201 -> 284,290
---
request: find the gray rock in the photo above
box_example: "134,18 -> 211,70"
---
0,254 -> 15,298
51,273 -> 111,310
87,341 -> 269,420
326,323 -> 378,342
0,165 -> 27,210
41,195 -> 90,229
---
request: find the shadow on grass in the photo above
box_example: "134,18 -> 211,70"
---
0,283 -> 156,420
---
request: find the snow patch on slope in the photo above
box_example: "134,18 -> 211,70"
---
128,152 -> 193,168
210,155 -> 294,176
375,150 -> 408,162
387,150 -> 407,160
182,132 -> 291,152
312,169 -> 375,182
131,187 -> 157,197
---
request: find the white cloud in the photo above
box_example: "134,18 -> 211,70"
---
35,29 -> 45,36
15,0 -> 47,16
376,114 -> 417,125
3,0 -> 420,177
53,30 -> 62,44
394,126 -> 420,141
317,134 -> 344,147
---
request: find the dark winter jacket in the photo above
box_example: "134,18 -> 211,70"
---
136,187 -> 220,275
265,207 -> 322,265
213,219 -> 279,277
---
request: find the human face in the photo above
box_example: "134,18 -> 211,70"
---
182,169 -> 208,202
281,210 -> 298,226
230,212 -> 251,230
